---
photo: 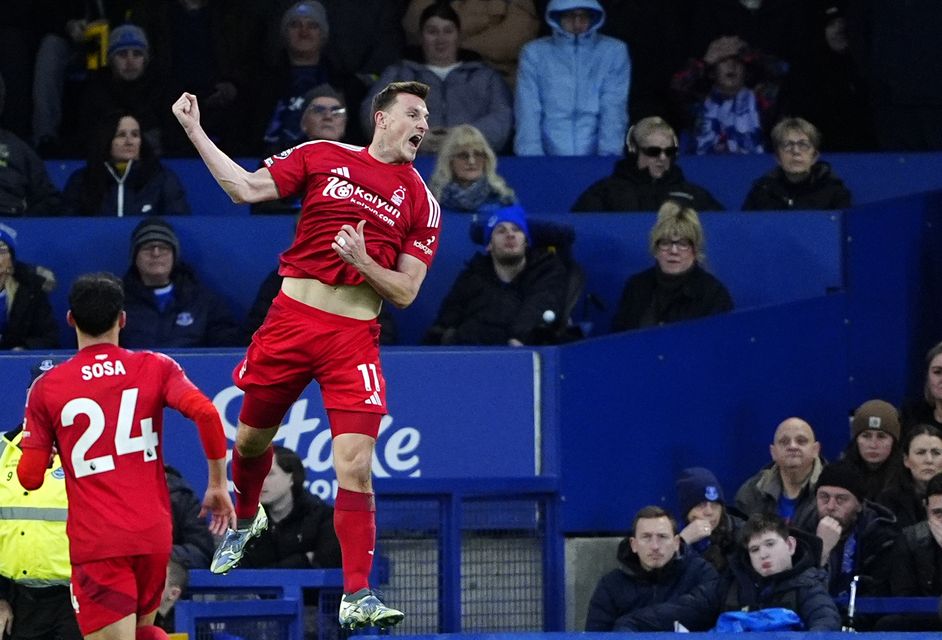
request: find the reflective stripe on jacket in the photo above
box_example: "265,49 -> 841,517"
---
0,432 -> 71,585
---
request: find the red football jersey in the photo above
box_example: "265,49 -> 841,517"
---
264,141 -> 441,286
20,344 -> 203,564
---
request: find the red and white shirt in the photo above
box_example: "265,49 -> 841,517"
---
20,344 -> 202,563
264,141 -> 441,286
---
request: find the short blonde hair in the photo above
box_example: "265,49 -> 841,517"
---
627,116 -> 678,152
649,200 -> 705,263
429,125 -> 515,201
771,117 -> 821,151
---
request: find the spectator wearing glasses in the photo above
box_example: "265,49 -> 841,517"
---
429,124 -> 516,214
121,217 -> 241,348
742,117 -> 852,211
611,200 -> 732,333
253,84 -> 349,214
571,117 -> 724,212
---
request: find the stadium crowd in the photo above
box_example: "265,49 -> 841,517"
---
1,0 -> 942,636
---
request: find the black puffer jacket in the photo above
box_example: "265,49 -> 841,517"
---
0,130 -> 63,216
0,262 -> 60,349
572,157 -> 724,212
611,264 -> 733,332
241,491 -> 341,569
424,248 -> 567,346
585,537 -> 719,631
889,521 -> 942,596
822,501 -> 900,597
622,530 -> 841,631
742,161 -> 851,210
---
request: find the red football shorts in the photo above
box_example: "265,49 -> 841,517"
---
234,291 -> 387,419
70,552 -> 169,635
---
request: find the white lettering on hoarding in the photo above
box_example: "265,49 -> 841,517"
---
213,386 -> 421,500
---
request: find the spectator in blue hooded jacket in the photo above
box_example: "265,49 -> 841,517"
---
514,0 -> 629,156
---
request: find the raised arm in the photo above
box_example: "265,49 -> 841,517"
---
171,92 -> 279,204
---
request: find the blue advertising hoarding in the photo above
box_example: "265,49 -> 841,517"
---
0,348 -> 541,500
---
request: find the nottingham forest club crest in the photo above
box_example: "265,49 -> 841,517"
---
391,186 -> 406,206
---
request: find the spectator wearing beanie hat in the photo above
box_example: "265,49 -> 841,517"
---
0,223 -> 60,350
108,25 -> 150,66
840,399 -> 904,501
675,467 -> 742,573
121,217 -> 241,349
423,204 -> 567,346
813,461 -> 899,600
261,1 -> 337,155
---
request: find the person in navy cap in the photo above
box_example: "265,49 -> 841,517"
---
676,467 -> 742,573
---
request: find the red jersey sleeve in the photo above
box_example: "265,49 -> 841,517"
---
20,378 -> 54,453
264,143 -> 313,200
155,353 -> 202,408
400,172 -> 441,268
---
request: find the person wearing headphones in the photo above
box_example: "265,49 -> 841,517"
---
571,116 -> 724,212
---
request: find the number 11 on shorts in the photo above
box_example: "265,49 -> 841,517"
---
356,363 -> 381,392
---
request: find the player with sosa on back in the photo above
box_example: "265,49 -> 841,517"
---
17,272 -> 235,640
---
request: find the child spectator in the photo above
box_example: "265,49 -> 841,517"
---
671,36 -> 787,155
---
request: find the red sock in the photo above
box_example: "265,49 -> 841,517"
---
232,446 -> 273,521
334,487 -> 376,594
136,625 -> 169,640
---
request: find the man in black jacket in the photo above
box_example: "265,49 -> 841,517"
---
880,472 -> 942,630
812,462 -> 899,600
585,505 -> 719,631
423,204 -> 567,346
621,513 -> 841,631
